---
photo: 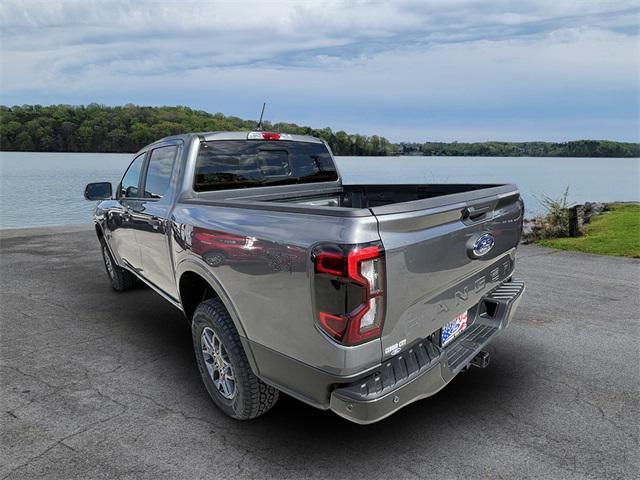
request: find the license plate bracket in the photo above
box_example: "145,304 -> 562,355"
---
441,311 -> 469,347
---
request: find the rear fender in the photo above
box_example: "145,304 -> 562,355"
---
175,258 -> 260,375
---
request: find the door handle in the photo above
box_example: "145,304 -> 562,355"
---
119,202 -> 132,220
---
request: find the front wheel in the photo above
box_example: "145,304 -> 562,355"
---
192,299 -> 279,420
100,238 -> 136,291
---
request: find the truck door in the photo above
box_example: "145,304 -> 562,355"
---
132,143 -> 180,300
110,152 -> 146,271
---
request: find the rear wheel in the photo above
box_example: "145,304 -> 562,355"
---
192,299 -> 279,420
100,238 -> 136,291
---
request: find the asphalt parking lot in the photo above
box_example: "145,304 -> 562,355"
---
1,227 -> 638,479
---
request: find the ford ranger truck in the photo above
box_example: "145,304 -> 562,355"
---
84,131 -> 525,424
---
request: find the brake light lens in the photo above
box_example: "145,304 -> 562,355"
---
247,131 -> 293,141
314,249 -> 345,276
312,242 -> 385,346
348,246 -> 383,293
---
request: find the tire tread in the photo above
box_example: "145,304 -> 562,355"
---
193,299 -> 279,420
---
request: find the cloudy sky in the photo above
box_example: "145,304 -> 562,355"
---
1,0 -> 638,142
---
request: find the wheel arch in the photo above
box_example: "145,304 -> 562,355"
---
176,259 -> 260,376
94,223 -> 104,241
94,221 -> 123,267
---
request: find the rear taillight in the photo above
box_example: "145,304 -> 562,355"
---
312,242 -> 385,346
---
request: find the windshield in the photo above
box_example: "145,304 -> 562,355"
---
194,140 -> 338,191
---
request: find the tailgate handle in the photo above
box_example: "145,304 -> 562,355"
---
463,204 -> 493,221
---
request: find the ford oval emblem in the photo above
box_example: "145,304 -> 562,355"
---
470,233 -> 495,258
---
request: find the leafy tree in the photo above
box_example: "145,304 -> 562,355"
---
0,104 -> 638,157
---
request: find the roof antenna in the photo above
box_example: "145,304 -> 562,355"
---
255,102 -> 266,131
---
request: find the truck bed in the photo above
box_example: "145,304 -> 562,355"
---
275,184 -> 504,208
185,182 -> 517,217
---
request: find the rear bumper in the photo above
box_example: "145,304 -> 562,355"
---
329,279 -> 525,424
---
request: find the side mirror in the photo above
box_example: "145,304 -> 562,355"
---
84,182 -> 112,200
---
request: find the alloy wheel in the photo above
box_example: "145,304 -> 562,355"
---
201,327 -> 236,399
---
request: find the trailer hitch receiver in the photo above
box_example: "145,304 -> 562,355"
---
470,350 -> 490,369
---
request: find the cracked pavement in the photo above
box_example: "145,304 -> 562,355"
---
1,227 -> 638,479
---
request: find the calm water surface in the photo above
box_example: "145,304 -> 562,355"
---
0,152 -> 638,229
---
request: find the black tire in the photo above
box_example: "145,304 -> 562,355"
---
100,238 -> 137,292
192,299 -> 279,420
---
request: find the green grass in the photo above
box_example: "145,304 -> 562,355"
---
538,204 -> 640,258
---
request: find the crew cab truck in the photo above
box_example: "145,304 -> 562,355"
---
84,131 -> 525,424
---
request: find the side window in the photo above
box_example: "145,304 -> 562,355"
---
144,146 -> 177,199
120,153 -> 145,198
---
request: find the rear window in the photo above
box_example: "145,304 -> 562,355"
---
194,140 -> 338,192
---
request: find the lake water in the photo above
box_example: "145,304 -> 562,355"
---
0,151 -> 638,229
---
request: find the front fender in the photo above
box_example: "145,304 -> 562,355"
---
94,202 -> 125,267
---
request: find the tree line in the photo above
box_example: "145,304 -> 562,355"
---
397,140 -> 640,158
0,104 -> 393,156
1,104 -> 638,157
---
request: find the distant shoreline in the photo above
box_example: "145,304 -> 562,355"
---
2,104 -> 639,158
1,150 -> 639,159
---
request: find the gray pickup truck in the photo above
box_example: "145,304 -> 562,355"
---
85,131 -> 525,424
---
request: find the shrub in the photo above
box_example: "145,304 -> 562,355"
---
525,187 -> 573,242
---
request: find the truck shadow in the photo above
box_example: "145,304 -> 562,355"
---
117,288 -> 532,466
60,254 -> 533,474
225,357 -> 533,475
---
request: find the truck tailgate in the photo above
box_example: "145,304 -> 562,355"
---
372,185 -> 523,360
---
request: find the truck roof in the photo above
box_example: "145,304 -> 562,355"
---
150,131 -> 325,147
